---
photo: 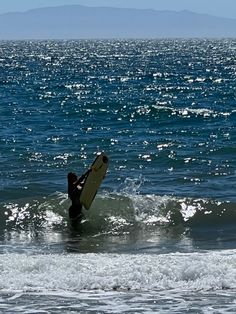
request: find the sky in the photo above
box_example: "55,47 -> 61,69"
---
0,0 -> 236,19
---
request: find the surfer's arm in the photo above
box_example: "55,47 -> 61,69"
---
75,169 -> 92,185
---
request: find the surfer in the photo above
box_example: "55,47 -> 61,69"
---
67,169 -> 91,221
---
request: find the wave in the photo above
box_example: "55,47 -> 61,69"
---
0,251 -> 236,293
1,192 -> 236,236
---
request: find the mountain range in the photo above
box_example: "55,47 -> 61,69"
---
0,5 -> 236,39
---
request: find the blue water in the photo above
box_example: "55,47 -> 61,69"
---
0,39 -> 236,313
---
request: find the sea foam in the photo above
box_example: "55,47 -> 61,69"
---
1,251 -> 236,293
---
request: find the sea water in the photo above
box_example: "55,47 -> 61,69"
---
0,39 -> 236,313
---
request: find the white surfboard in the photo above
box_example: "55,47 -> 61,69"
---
79,153 -> 109,210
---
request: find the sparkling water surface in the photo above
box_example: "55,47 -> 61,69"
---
0,39 -> 236,313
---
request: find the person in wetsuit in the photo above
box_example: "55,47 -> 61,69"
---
67,169 -> 91,221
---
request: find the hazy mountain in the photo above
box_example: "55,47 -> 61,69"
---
0,5 -> 236,39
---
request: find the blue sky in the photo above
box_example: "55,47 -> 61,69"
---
0,0 -> 236,19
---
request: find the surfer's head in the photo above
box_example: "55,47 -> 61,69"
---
67,172 -> 77,183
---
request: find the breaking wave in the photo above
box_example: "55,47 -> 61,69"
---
0,251 -> 236,293
1,191 -> 236,236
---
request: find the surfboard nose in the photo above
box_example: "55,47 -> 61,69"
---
102,156 -> 109,164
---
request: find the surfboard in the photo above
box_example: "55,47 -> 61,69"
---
79,153 -> 109,210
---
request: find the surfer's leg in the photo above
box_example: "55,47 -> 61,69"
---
68,204 -> 82,219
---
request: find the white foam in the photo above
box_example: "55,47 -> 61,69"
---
1,251 -> 236,294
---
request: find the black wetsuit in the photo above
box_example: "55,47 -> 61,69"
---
68,170 -> 91,221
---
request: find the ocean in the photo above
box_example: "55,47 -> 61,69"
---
0,39 -> 236,313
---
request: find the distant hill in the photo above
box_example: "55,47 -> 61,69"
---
0,5 -> 236,39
